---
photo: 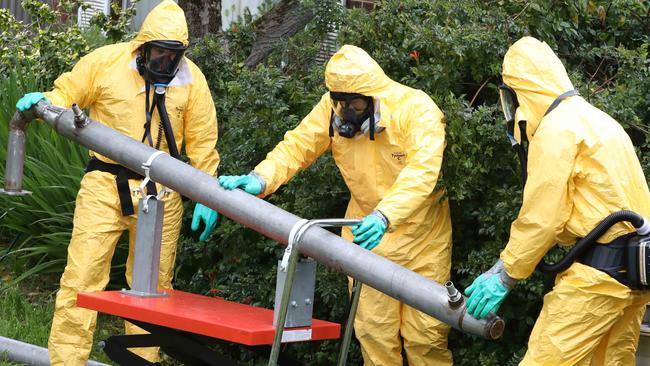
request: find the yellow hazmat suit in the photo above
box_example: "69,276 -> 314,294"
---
499,36 -> 650,365
45,1 -> 220,364
254,45 -> 453,365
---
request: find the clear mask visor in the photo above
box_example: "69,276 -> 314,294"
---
146,46 -> 184,76
499,86 -> 518,123
332,98 -> 370,121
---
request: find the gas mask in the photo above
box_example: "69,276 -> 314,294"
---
498,82 -> 529,185
137,40 -> 186,86
329,92 -> 383,140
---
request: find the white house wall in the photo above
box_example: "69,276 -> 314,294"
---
221,0 -> 276,31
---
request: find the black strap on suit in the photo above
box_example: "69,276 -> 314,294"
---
85,157 -> 158,216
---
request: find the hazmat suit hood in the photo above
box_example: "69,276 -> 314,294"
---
325,45 -> 394,98
502,37 -> 575,142
131,0 -> 189,52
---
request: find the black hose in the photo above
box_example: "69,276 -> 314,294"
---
538,210 -> 646,274
154,93 -> 180,159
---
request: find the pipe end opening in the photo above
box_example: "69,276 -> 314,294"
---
487,317 -> 505,340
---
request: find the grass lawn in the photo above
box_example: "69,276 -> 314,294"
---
0,264 -> 121,365
0,262 -> 186,366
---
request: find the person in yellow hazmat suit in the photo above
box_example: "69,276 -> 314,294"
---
15,1 -> 220,364
218,44 -> 453,365
464,36 -> 650,365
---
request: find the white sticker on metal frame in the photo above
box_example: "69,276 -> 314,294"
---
281,329 -> 312,343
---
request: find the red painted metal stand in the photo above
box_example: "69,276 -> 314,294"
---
78,289 -> 341,365
76,189 -> 354,366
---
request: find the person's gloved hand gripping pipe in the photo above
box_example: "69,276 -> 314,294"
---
352,210 -> 388,250
192,174 -> 265,241
16,92 -> 49,111
464,259 -> 517,318
218,174 -> 264,195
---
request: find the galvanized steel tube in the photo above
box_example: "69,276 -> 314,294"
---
19,102 -> 504,339
0,336 -> 109,366
1,110 -> 32,195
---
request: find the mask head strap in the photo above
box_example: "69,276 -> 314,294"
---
544,89 -> 579,116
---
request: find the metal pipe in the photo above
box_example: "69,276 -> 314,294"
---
338,279 -> 362,366
0,336 -> 109,366
11,102 -> 504,339
269,224 -> 303,366
0,109 -> 33,196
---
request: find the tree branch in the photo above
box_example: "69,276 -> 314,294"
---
245,0 -> 313,68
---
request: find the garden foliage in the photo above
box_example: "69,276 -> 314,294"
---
1,0 -> 649,365
0,0 -> 137,285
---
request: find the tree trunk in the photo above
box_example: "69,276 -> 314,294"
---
245,0 -> 313,68
178,0 -> 221,40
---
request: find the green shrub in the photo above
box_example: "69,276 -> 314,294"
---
0,68 -> 88,286
0,0 -> 89,86
180,1 -> 650,364
0,0 -> 135,286
0,0 -> 136,87
2,0 -> 650,364
338,1 -> 650,364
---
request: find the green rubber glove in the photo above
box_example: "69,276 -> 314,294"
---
465,270 -> 510,319
191,203 -> 219,241
218,175 -> 263,195
351,212 -> 387,250
16,92 -> 48,111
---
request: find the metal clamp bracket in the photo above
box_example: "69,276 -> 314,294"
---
139,194 -> 155,214
280,219 -> 363,271
132,151 -> 171,207
269,218 -> 362,366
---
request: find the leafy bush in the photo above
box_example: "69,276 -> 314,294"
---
2,0 -> 650,365
0,0 -> 136,86
0,69 -> 89,286
338,1 -> 650,364
181,1 -> 650,364
88,0 -> 139,43
0,0 -> 90,86
0,0 -> 136,286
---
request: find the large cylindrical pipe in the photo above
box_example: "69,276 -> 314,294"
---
0,336 -> 109,366
24,102 -> 503,339
1,110 -> 33,195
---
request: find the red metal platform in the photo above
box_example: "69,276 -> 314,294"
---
77,289 -> 340,346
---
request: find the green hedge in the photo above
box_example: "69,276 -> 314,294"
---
1,0 -> 649,365
180,1 -> 650,364
0,0 -> 136,288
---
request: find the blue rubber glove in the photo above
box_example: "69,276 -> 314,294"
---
464,260 -> 516,319
218,174 -> 263,195
351,211 -> 387,250
16,92 -> 48,111
191,203 -> 219,241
